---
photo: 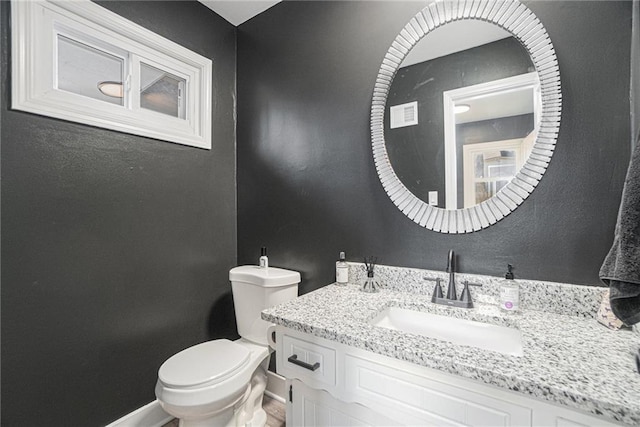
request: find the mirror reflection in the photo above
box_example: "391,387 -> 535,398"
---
384,20 -> 541,210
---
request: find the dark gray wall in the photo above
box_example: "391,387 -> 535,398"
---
1,1 -> 237,425
237,0 -> 632,295
386,37 -> 533,206
633,0 -> 639,150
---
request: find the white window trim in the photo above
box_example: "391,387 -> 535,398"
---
12,0 -> 213,149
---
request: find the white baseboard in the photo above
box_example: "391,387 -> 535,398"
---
106,400 -> 173,427
265,370 -> 286,403
107,372 -> 286,426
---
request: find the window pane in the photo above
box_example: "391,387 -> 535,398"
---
474,179 -> 511,205
486,149 -> 517,178
487,162 -> 517,178
140,63 -> 186,119
57,35 -> 124,106
474,149 -> 517,179
474,182 -> 490,205
473,153 -> 485,178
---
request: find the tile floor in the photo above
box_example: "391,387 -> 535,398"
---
263,395 -> 286,427
161,395 -> 285,427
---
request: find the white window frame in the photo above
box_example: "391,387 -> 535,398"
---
12,0 -> 212,149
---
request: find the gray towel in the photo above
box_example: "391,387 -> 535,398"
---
600,136 -> 640,326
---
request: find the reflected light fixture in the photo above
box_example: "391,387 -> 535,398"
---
454,104 -> 470,114
97,81 -> 124,98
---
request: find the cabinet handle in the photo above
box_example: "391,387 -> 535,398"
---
287,354 -> 320,371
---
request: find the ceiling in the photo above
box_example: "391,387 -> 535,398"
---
402,20 -> 511,67
198,0 -> 282,26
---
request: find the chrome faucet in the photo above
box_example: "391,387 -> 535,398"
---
424,250 -> 482,309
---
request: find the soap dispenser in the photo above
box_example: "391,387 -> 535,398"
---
336,251 -> 349,285
259,247 -> 269,268
499,264 -> 519,311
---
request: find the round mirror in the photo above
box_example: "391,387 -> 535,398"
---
371,0 -> 561,233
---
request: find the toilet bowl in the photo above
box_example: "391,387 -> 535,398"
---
155,339 -> 270,427
155,266 -> 300,427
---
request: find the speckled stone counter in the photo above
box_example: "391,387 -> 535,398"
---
262,264 -> 640,425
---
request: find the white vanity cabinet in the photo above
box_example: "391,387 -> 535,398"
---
288,379 -> 398,426
275,327 -> 624,427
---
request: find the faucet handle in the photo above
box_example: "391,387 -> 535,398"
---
424,277 -> 443,303
460,281 -> 482,306
464,280 -> 482,287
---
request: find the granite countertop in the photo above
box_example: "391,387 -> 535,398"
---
262,282 -> 640,426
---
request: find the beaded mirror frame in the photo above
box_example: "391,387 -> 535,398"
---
371,0 -> 561,233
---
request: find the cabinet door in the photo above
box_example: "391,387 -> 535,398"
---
345,354 -> 532,427
288,380 -> 396,427
532,404 -> 624,427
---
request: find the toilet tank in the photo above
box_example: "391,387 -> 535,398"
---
229,266 -> 300,345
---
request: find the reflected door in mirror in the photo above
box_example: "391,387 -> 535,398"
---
463,139 -> 528,208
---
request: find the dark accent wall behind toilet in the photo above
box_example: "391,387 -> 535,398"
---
237,1 -> 632,295
633,0 -> 640,149
1,1 -> 237,425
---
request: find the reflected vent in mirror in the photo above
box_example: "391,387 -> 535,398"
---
390,101 -> 418,129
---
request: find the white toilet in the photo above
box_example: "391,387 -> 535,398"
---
155,266 -> 300,427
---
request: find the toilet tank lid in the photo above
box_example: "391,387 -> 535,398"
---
229,265 -> 301,287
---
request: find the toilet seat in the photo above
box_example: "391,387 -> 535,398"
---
158,339 -> 250,389
156,339 -> 270,413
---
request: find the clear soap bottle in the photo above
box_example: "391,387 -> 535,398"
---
499,264 -> 519,311
336,251 -> 349,285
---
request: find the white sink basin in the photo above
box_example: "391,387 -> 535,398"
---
369,307 -> 523,356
